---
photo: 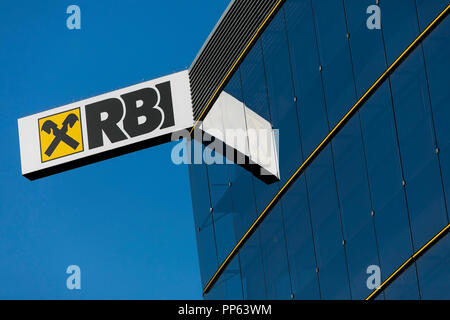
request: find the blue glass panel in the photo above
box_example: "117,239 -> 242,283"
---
415,0 -> 448,30
188,143 -> 213,229
333,116 -> 379,300
283,1 -> 352,299
342,0 -> 413,298
416,2 -> 450,226
311,0 -> 356,128
381,0 -> 420,64
188,149 -> 219,289
343,0 -> 387,94
229,163 -> 259,237
359,83 -> 415,280
310,0 -> 380,300
258,204 -> 292,299
414,8 -> 450,298
283,0 -> 329,157
305,146 -> 351,299
281,174 -> 321,299
213,258 -> 244,300
205,146 -> 238,264
195,215 -> 218,290
240,40 -> 271,122
238,230 -> 268,299
204,280 -> 223,300
416,233 -> 450,299
381,0 -> 448,250
227,157 -> 270,299
209,182 -> 238,263
383,263 -> 420,300
223,67 -> 244,103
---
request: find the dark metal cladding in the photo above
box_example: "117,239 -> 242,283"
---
189,0 -> 282,121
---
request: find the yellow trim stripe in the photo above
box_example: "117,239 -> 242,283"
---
366,224 -> 450,300
189,0 -> 285,135
202,4 -> 450,295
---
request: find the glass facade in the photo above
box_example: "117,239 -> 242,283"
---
189,0 -> 450,300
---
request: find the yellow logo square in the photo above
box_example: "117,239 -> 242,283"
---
38,108 -> 84,162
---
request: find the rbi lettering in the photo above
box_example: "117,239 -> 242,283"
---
85,81 -> 175,149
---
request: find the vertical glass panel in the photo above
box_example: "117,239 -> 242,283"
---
310,0 -> 379,299
415,0 -> 448,34
380,0 -> 420,64
223,67 -> 244,103
283,2 -> 357,299
343,0 -> 388,94
204,135 -> 239,264
209,180 -> 238,263
206,158 -> 229,186
383,263 -> 420,300
258,204 -> 292,299
188,148 -> 219,289
229,163 -> 258,237
195,215 -> 219,290
188,142 -> 213,229
239,230 -> 268,299
305,146 -> 350,299
333,117 -> 379,300
311,0 -> 356,128
228,158 -> 269,298
416,2 -> 450,225
283,0 -> 329,157
381,0 -> 448,250
343,1 -> 414,283
284,1 -> 351,298
213,258 -> 244,300
414,7 -> 450,298
240,40 -> 271,122
204,280 -> 223,300
416,234 -> 450,299
359,83 -> 415,280
281,174 -> 321,299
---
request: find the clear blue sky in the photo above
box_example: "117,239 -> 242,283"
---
0,0 -> 229,299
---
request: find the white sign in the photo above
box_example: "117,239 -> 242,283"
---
200,91 -> 280,181
18,70 -> 193,180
